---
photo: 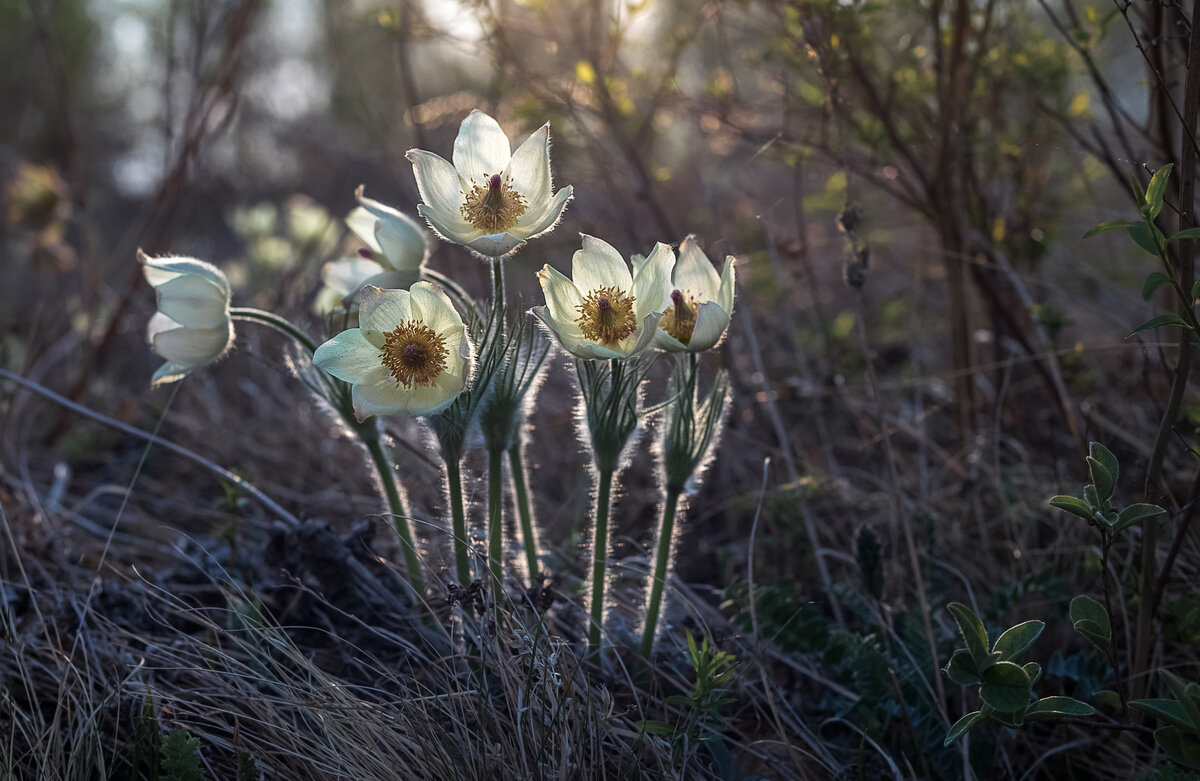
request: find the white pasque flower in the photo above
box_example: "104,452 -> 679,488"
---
532,235 -> 674,360
140,251 -> 234,388
313,282 -> 472,420
638,236 -> 736,353
406,110 -> 573,259
314,186 -> 432,313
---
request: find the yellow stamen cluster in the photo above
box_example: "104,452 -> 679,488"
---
576,286 -> 638,345
461,173 -> 527,233
660,289 -> 700,345
380,321 -> 449,388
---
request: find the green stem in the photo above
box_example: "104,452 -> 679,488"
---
363,428 -> 423,595
509,442 -> 540,581
445,456 -> 471,586
641,488 -> 680,660
588,467 -> 615,656
230,307 -> 320,354
488,448 -> 505,614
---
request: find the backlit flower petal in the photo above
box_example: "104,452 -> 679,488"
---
717,255 -> 737,314
685,301 -> 730,353
407,150 -> 473,232
464,232 -> 525,258
512,185 -> 572,238
140,252 -> 230,297
453,110 -> 512,183
505,123 -> 551,207
358,285 -> 413,337
631,242 -> 675,323
312,328 -> 390,385
152,321 -> 232,366
573,234 -> 632,293
674,236 -> 722,300
154,274 -> 229,329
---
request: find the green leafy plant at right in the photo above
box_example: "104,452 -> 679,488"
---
1131,672 -> 1200,771
943,603 -> 1094,745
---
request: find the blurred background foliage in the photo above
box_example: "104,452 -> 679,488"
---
4,0 -> 1200,778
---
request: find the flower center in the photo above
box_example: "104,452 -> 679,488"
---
461,173 -> 527,233
380,320 -> 449,388
575,286 -> 638,344
660,289 -> 700,344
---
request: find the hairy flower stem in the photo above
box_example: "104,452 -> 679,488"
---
509,443 -> 540,580
444,456 -> 470,586
362,427 -> 423,595
491,257 -> 506,305
487,447 -> 505,615
588,468 -> 615,657
641,487 -> 680,660
230,307 -> 320,354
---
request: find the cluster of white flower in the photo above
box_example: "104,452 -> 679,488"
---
139,109 -> 736,654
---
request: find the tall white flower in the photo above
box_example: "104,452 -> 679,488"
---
140,251 -> 234,387
313,283 -> 472,420
406,110 -> 573,259
532,235 -> 673,359
639,236 -> 736,353
314,186 -> 432,313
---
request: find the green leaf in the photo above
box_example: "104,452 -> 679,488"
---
1128,222 -> 1162,255
1144,272 -> 1170,300
1164,673 -> 1200,731
1169,226 -> 1200,244
1083,219 -> 1137,238
1130,314 -> 1192,336
1089,442 -> 1119,486
1085,484 -> 1100,509
1023,662 -> 1043,687
980,661 -> 1033,713
992,620 -> 1045,661
948,602 -> 990,666
1086,457 -> 1115,504
1050,495 -> 1095,521
1113,503 -> 1165,533
943,711 -> 985,747
1146,163 -> 1174,219
1070,595 -> 1111,651
1193,278 -> 1200,301
945,648 -> 980,686
1023,696 -> 1097,722
1155,726 -> 1200,771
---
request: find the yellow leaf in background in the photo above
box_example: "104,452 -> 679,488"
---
832,310 -> 856,339
992,216 -> 1006,242
913,45 -> 927,58
653,167 -> 671,182
575,61 -> 596,84
1086,6 -> 1098,23
830,33 -> 840,49
826,171 -> 847,195
1069,90 -> 1091,117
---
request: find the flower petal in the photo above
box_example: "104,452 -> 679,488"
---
344,206 -> 383,254
452,110 -> 512,183
320,257 -> 384,299
154,275 -> 229,329
359,269 -> 421,294
416,203 -> 484,246
140,252 -> 230,298
625,310 -> 663,357
512,185 -> 573,238
632,242 -> 675,323
151,321 -> 232,367
358,285 -> 412,336
408,281 -> 460,334
351,380 -> 410,421
505,123 -> 551,207
536,265 -> 585,336
375,217 -> 429,272
572,234 -> 632,293
687,301 -> 731,353
150,361 -> 191,388
312,328 -> 389,385
674,236 -> 722,300
464,232 -> 526,258
717,255 -> 737,314
407,150 -> 473,231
